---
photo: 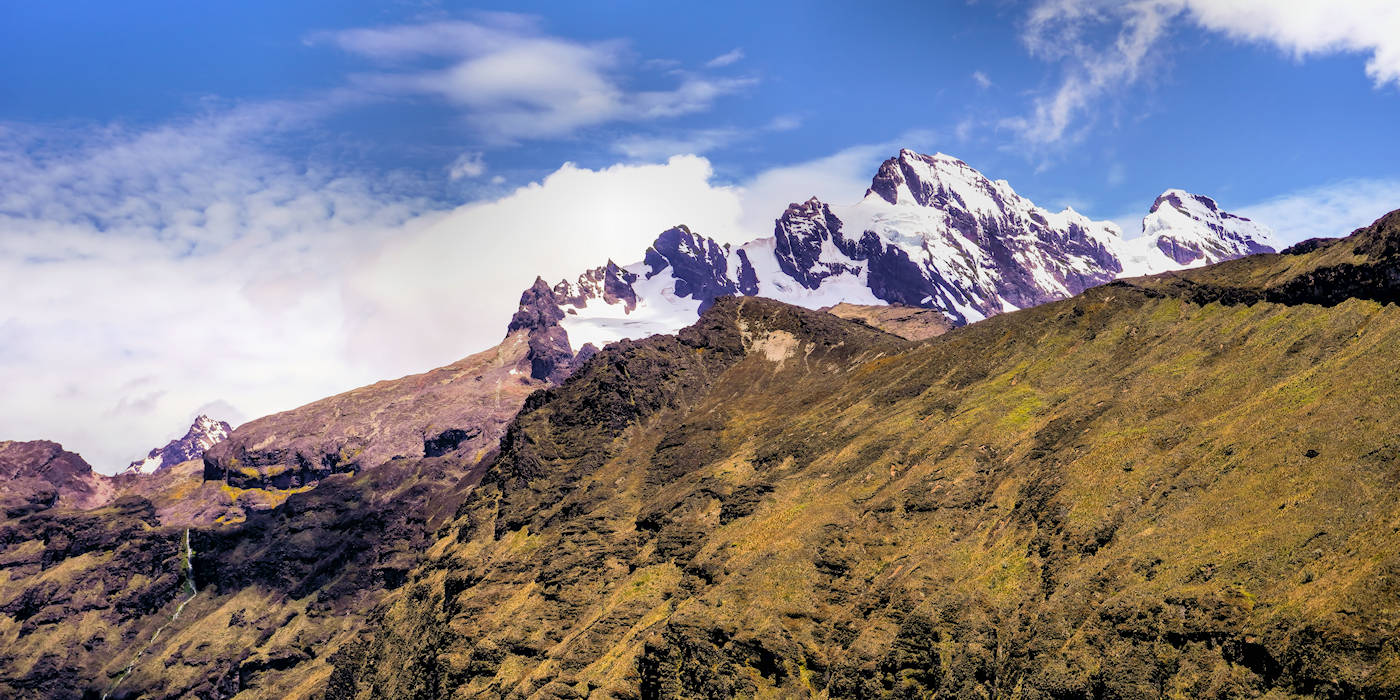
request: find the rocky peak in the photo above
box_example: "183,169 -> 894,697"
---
865,150 -> 1008,212
1124,189 -> 1277,271
123,414 -> 232,475
643,226 -> 744,310
0,439 -> 106,513
1150,189 -> 1219,215
774,197 -> 855,290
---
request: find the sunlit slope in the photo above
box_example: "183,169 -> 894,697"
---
334,213 -> 1400,698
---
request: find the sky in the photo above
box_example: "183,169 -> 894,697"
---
2,0 -> 1398,472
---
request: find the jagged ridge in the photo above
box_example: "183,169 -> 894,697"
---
510,150 -> 1276,368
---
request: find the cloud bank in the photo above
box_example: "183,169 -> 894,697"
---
0,107 -> 888,472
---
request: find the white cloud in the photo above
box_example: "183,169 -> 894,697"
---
1008,0 -> 1400,148
315,16 -> 754,142
1106,162 -> 1127,187
972,70 -> 993,88
705,48 -> 745,68
1186,1 -> 1400,88
449,151 -> 487,179
768,114 -> 803,131
1236,178 -> 1400,244
611,115 -> 801,162
0,111 -> 428,472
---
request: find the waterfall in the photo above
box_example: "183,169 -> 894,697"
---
101,528 -> 199,700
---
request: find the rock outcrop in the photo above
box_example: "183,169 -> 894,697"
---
202,331 -> 544,490
0,440 -> 110,513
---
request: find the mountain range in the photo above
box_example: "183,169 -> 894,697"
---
5,151 -> 1398,700
509,150 -> 1274,380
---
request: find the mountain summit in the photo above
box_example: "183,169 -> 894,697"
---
123,414 -> 231,475
509,150 -> 1276,372
1118,188 -> 1277,275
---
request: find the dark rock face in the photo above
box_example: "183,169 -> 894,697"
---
1282,237 -> 1342,256
423,427 -> 482,458
1152,190 -> 1220,215
645,226 -> 739,311
508,277 -> 567,336
866,154 -> 909,206
0,440 -> 104,511
774,198 -> 859,290
510,274 -> 617,382
735,249 -> 760,296
0,496 -> 183,699
525,325 -> 575,383
508,277 -> 576,381
1158,236 -> 1207,265
203,439 -> 362,489
599,260 -> 639,310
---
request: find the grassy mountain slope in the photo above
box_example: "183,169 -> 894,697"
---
0,333 -> 546,699
332,212 -> 1400,699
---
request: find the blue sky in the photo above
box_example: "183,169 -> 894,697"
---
3,1 -> 1399,469
5,1 -> 1397,216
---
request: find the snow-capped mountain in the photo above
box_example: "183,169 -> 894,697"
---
123,414 -> 231,475
1117,189 -> 1277,276
508,150 -> 1276,377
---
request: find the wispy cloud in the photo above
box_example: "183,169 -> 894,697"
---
448,151 -> 486,179
705,48 -> 745,68
1001,0 -> 1172,149
1005,0 -> 1400,150
611,114 -> 803,161
612,128 -> 744,160
972,70 -> 993,88
1237,177 -> 1400,244
312,15 -> 755,143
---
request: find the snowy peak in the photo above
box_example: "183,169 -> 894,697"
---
1117,189 -> 1277,276
867,150 -> 1001,210
773,197 -> 858,291
509,150 -> 1279,370
123,414 -> 231,475
643,225 -> 756,308
847,150 -> 1126,320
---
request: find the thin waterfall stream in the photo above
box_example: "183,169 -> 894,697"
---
101,528 -> 199,700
